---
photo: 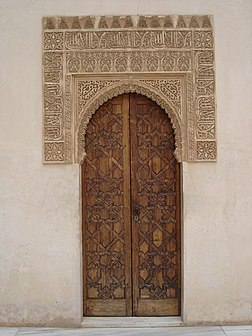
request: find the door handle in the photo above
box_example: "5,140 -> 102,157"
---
133,205 -> 140,222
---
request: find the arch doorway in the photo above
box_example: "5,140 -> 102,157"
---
82,93 -> 181,317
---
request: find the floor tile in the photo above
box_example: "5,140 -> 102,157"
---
222,325 -> 252,331
0,327 -> 19,336
17,326 -> 226,336
3,326 -> 252,336
81,316 -> 182,328
18,328 -> 63,335
223,331 -> 252,336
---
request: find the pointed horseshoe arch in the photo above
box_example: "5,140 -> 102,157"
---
76,81 -> 184,164
82,93 -> 181,316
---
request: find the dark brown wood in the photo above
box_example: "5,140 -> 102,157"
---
82,93 -> 181,317
82,95 -> 132,316
129,94 -> 180,316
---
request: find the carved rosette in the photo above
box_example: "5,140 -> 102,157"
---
43,15 -> 216,163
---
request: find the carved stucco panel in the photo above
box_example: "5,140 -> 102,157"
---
42,15 -> 217,163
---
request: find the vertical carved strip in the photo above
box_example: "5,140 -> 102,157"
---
186,74 -> 195,161
43,51 -> 65,162
194,46 -> 216,160
65,75 -> 72,163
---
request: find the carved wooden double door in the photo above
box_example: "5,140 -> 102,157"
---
82,94 -> 180,317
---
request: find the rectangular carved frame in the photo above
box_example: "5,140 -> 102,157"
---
43,15 -> 216,163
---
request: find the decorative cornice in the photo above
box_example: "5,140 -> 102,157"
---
43,15 -> 212,30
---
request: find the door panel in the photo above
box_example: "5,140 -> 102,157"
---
82,95 -> 132,316
130,94 -> 180,316
82,93 -> 180,317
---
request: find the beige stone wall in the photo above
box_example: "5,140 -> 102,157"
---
0,0 -> 251,327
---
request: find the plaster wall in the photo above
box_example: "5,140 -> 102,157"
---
0,0 -> 252,327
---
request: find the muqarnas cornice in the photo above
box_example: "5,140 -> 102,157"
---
43,15 -> 216,163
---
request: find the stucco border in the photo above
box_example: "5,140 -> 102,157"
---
42,15 -> 216,163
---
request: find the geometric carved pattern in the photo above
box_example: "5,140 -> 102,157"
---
66,51 -> 193,73
83,95 -> 131,316
131,95 -> 180,315
82,94 -> 180,316
196,141 -> 216,160
83,100 -> 126,303
43,15 -> 216,163
142,80 -> 182,116
76,76 -> 185,163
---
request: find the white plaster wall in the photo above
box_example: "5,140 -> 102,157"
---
0,0 -> 251,327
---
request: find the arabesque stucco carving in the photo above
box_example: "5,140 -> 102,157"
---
43,15 -> 216,163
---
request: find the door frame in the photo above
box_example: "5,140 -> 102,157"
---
79,93 -> 184,325
42,15 -> 217,165
41,14 -> 217,326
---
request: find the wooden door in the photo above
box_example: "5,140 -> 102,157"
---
82,94 -> 180,317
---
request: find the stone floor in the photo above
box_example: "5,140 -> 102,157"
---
1,326 -> 252,336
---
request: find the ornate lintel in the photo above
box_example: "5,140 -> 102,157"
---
42,15 -> 216,163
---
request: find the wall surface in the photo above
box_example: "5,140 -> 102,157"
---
0,0 -> 252,327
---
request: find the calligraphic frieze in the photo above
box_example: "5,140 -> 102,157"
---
42,15 -> 216,163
